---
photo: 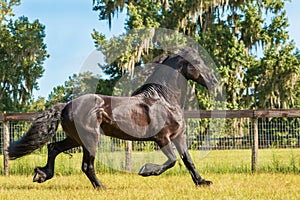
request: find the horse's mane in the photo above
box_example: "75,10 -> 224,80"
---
131,83 -> 177,104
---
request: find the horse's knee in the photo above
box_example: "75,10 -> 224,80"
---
82,162 -> 95,175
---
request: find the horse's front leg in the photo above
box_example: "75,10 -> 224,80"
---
138,138 -> 177,176
173,133 -> 212,186
33,137 -> 78,183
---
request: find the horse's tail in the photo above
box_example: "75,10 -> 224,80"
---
8,103 -> 67,160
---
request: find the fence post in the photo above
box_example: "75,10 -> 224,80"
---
125,140 -> 132,172
3,120 -> 10,176
251,117 -> 258,173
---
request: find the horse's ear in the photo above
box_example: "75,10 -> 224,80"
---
151,54 -> 169,64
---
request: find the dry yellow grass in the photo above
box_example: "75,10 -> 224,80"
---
0,173 -> 299,200
1,149 -> 299,199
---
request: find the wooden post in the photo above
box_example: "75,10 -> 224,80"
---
125,140 -> 132,172
251,118 -> 258,173
3,120 -> 10,176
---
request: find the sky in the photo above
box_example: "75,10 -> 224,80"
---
14,0 -> 126,98
13,0 -> 300,99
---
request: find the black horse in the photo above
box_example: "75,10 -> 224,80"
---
8,48 -> 218,189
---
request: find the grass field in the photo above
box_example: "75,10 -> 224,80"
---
0,149 -> 299,199
2,148 -> 299,175
0,173 -> 299,200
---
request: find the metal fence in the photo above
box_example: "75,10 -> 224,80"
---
186,118 -> 300,150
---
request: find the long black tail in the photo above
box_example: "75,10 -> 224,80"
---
8,103 -> 67,160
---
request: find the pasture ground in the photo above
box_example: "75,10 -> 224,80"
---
2,149 -> 299,175
1,149 -> 299,199
0,173 -> 299,200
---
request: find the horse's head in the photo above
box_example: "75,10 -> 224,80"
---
156,47 -> 218,89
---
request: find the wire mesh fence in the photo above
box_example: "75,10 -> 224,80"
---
1,113 -> 300,175
1,118 -> 300,152
257,118 -> 300,148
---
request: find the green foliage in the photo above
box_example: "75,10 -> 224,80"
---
92,0 -> 300,110
0,0 -> 20,23
28,97 -> 46,112
45,71 -> 120,108
198,1 -> 299,110
92,0 -> 127,29
0,1 -> 48,112
126,1 -> 161,29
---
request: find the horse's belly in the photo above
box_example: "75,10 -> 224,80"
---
100,123 -> 153,141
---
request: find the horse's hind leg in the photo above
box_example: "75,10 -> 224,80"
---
81,147 -> 104,189
33,137 -> 79,183
173,133 -> 212,186
138,137 -> 177,176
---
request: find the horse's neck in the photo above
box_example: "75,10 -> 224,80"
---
146,67 -> 187,107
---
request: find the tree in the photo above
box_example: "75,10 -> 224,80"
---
92,0 -> 300,140
29,96 -> 46,112
0,0 -> 48,112
46,71 -> 120,108
92,0 -> 300,110
0,0 -> 20,23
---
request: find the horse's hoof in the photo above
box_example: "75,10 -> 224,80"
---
138,165 -> 150,176
197,179 -> 213,186
138,163 -> 162,176
33,167 -> 47,183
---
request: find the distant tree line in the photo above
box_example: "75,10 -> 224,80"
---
0,0 -> 47,112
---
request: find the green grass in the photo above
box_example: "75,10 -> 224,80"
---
0,173 -> 299,200
195,148 -> 300,173
1,148 -> 300,175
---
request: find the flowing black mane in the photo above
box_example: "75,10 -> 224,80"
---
131,83 -> 178,104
